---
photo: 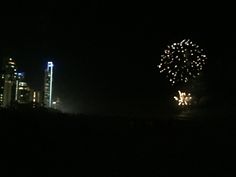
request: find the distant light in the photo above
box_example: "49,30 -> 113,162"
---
48,62 -> 54,68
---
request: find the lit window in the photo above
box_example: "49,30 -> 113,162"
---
19,82 -> 27,87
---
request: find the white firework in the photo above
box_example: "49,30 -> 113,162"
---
158,39 -> 207,85
174,90 -> 192,106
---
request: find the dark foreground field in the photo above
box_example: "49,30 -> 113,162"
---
1,108 -> 236,177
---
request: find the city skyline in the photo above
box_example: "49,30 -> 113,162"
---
2,3 -> 236,177
0,57 -> 59,110
0,6 -> 236,115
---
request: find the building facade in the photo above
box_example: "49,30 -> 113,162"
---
16,73 -> 31,104
44,62 -> 54,108
1,58 -> 17,107
0,59 -> 56,109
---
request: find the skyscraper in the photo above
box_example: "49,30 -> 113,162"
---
44,62 -> 54,108
15,72 -> 31,104
1,58 -> 17,107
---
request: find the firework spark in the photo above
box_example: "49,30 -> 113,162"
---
158,39 -> 207,85
174,90 -> 192,106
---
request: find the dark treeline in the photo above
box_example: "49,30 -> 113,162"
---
2,108 -> 236,177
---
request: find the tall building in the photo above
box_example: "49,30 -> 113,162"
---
1,58 -> 17,107
30,90 -> 42,108
44,61 -> 54,108
15,72 -> 31,104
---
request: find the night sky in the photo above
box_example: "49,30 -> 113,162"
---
0,2 -> 236,115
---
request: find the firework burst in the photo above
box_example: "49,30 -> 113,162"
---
174,90 -> 192,106
158,39 -> 207,85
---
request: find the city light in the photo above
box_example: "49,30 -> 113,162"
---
33,91 -> 36,103
47,61 -> 54,70
0,58 -> 57,110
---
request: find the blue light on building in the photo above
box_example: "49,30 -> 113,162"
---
44,61 -> 54,108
